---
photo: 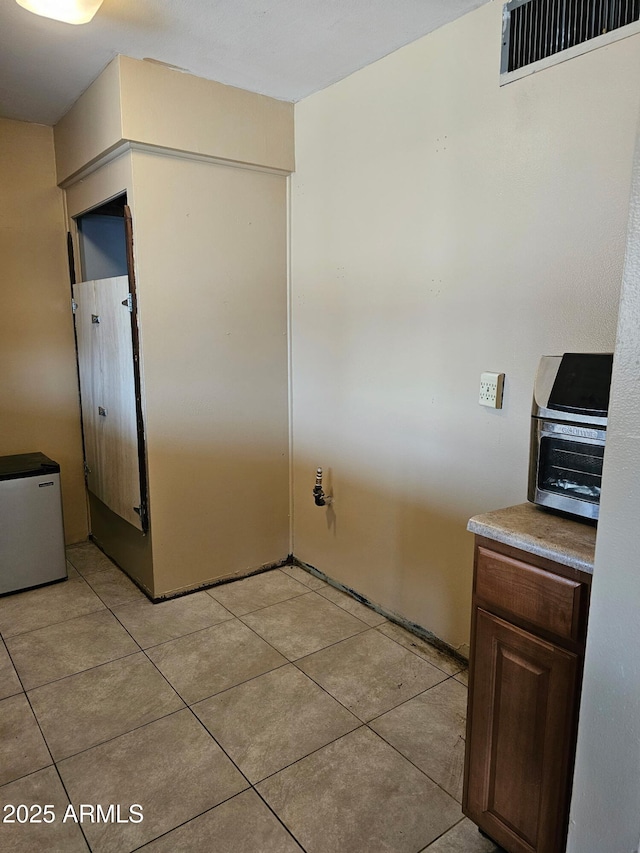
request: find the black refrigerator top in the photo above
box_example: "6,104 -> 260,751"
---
0,453 -> 60,481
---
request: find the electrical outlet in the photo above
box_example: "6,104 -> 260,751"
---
479,372 -> 505,408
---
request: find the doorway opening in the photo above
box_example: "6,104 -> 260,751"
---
76,194 -> 128,281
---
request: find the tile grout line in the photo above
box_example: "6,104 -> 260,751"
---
137,605 -> 375,711
141,618 -> 391,804
248,724 -> 367,787
314,582 -> 388,613
421,815 -> 469,851
373,623 -> 467,678
11,581 -> 303,720
0,568 -> 111,641
0,600 -> 108,643
115,600 -> 269,806
227,613 -> 454,741
26,563 -> 318,850
109,609 -> 236,653
55,701 -> 256,852
3,551 -> 469,852
3,621 -> 139,699
19,648 -> 142,694
289,558 -> 469,673
192,575 -> 375,674
291,562 -> 469,676
81,575 -> 148,611
123,781 -> 311,853
4,569 -> 459,726
237,610 -> 372,667
116,632 -> 297,852
362,673 -> 463,729
7,576 -> 358,764
31,573 -> 283,780
187,661 -> 293,707
108,583 -> 369,662
67,547 -> 463,678
277,637 -> 469,813
107,568 -> 310,623
9,582 -> 327,770
0,758 -> 88,825
251,785 -> 310,853
7,574 -> 191,784
166,608 -> 405,796
124,788 -> 259,853
207,584 -> 314,618
0,666 -> 94,851
285,642 -> 456,741
217,604 -> 453,840
0,688 -> 54,790
368,723 -> 465,807
153,602 -> 372,709
14,596 -> 161,778
38,698 -> 187,768
125,613 -> 263,804
0,634 -> 27,698
53,763 -> 94,852
237,713 -> 463,836
286,629 -> 384,715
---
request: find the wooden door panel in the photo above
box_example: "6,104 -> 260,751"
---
465,609 -> 578,853
73,280 -> 99,481
73,275 -> 142,531
488,645 -> 548,846
93,276 -> 142,530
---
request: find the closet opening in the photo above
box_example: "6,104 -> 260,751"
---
76,193 -> 128,281
72,194 -> 149,539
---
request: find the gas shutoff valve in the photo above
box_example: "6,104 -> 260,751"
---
313,468 -> 332,506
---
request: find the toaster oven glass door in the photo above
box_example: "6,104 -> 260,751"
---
538,436 -> 604,504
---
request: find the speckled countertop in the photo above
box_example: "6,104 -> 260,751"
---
467,503 -> 596,574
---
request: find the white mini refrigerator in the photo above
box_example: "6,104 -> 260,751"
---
0,452 -> 67,595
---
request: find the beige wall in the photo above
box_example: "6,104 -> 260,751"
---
0,118 -> 87,544
120,57 -> 294,174
290,2 -> 640,651
567,112 -> 640,853
64,147 -> 133,220
129,151 -> 290,595
54,55 -> 294,185
54,58 -> 124,188
67,148 -> 290,595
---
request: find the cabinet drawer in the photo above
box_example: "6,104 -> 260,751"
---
475,547 -> 585,642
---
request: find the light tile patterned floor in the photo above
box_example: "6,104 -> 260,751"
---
0,543 -> 499,853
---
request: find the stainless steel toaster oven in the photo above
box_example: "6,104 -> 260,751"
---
528,353 -> 613,521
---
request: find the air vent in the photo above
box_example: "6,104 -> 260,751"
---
502,0 -> 640,73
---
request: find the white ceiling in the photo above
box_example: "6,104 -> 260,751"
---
0,0 -> 487,126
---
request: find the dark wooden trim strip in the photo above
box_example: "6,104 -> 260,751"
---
66,231 -> 76,289
124,204 -> 150,534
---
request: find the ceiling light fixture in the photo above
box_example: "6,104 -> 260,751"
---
16,0 -> 104,25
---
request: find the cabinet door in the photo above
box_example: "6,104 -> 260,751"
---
464,608 -> 578,853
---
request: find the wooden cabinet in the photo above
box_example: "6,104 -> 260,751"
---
463,537 -> 591,853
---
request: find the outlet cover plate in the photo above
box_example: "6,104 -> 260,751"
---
479,372 -> 505,408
